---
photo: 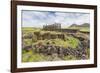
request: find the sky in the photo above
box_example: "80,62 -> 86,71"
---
22,10 -> 90,28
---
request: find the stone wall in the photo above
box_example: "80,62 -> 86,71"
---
33,32 -> 65,40
43,23 -> 61,31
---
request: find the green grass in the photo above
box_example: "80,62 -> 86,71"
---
22,27 -> 41,31
22,50 -> 33,62
26,37 -> 79,49
86,48 -> 90,59
63,55 -> 77,60
22,50 -> 54,62
28,53 -> 44,62
79,27 -> 90,32
67,37 -> 79,48
22,49 -> 77,62
22,27 -> 41,34
68,27 -> 90,32
23,39 -> 32,46
30,39 -> 68,48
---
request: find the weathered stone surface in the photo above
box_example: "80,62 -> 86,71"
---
23,45 -> 32,52
32,41 -> 88,60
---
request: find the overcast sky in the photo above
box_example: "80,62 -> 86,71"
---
22,10 -> 90,28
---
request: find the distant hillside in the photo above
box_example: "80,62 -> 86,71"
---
70,23 -> 90,28
68,23 -> 90,32
79,23 -> 90,27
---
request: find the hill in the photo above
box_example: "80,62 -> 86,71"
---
68,23 -> 90,32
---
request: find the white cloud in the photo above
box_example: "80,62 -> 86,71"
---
22,10 -> 90,28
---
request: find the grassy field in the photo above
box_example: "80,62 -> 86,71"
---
68,26 -> 90,32
22,27 -> 90,62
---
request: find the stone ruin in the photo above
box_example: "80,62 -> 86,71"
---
43,23 -> 80,33
33,31 -> 65,40
43,23 -> 61,31
23,34 -> 90,60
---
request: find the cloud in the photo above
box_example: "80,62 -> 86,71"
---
22,10 -> 90,28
